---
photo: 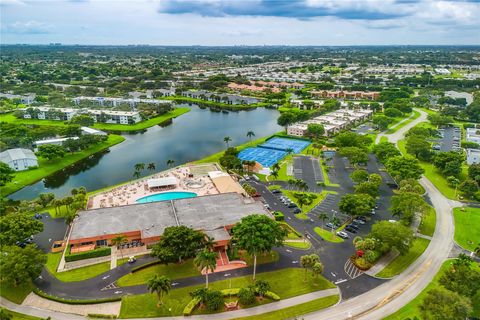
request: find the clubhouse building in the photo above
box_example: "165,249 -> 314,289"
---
69,193 -> 270,252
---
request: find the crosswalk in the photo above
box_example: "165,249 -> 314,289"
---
344,259 -> 364,279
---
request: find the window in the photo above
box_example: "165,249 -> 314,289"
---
96,239 -> 107,246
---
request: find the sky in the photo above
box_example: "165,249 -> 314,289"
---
1,0 -> 479,46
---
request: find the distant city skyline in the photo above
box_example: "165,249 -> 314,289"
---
1,0 -> 479,46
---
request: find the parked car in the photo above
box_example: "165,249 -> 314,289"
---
347,224 -> 359,230
264,204 -> 271,210
345,226 -> 357,233
272,189 -> 281,194
128,256 -> 137,264
287,203 -> 297,208
336,231 -> 349,239
357,216 -> 367,222
353,219 -> 365,225
293,208 -> 301,214
326,222 -> 338,229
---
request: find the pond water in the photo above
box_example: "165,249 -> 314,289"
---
10,106 -> 282,200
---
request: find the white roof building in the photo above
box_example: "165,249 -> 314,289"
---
0,148 -> 38,171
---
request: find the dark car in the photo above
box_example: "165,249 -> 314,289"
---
287,203 -> 297,208
293,208 -> 301,214
272,189 -> 282,194
347,224 -> 359,230
345,226 -> 357,233
357,216 -> 367,222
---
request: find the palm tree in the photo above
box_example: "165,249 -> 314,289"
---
147,163 -> 156,172
271,170 -> 279,180
312,261 -> 324,279
223,136 -> 232,148
147,275 -> 171,307
286,148 -> 294,156
246,130 -> 255,142
272,163 -> 281,172
318,212 -> 328,228
331,217 -> 342,233
194,250 -> 217,288
300,255 -> 312,282
52,199 -> 62,215
63,196 -> 74,211
133,171 -> 141,179
134,163 -> 145,172
166,159 -> 175,168
111,234 -> 128,260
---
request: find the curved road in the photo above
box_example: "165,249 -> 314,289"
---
1,108 -> 463,319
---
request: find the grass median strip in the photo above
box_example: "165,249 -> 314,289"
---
313,227 -> 344,243
418,205 -> 436,237
375,237 -> 430,278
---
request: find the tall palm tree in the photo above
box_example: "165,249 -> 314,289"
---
111,234 -> 128,260
246,131 -> 255,142
271,170 -> 279,180
312,261 -> 324,279
166,159 -> 175,168
147,275 -> 171,307
223,136 -> 232,148
194,250 -> 217,288
133,171 -> 141,179
331,217 -> 341,233
272,163 -> 281,172
318,212 -> 328,228
147,163 -> 156,172
134,163 -> 145,172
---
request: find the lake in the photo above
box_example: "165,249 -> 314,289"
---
10,106 -> 282,200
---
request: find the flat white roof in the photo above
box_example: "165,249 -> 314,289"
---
147,177 -> 178,188
35,137 -> 79,144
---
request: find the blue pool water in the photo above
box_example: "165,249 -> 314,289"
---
259,137 -> 310,154
238,147 -> 287,168
136,191 -> 197,203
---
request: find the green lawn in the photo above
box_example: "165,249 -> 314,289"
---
418,205 -> 436,237
0,108 -> 190,132
319,159 -> 340,187
92,107 -> 190,131
285,240 -> 312,250
0,281 -> 34,304
385,110 -> 420,134
281,190 -> 327,220
453,207 -> 480,251
1,134 -> 125,197
0,308 -> 42,320
239,251 -> 280,267
375,237 -> 430,278
119,268 -> 335,318
46,252 -> 127,282
313,227 -> 344,243
383,259 -> 479,320
117,259 -> 200,287
231,295 -> 339,320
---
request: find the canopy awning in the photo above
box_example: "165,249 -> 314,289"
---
147,177 -> 178,188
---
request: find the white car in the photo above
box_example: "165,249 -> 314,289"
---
353,219 -> 366,225
336,231 -> 349,239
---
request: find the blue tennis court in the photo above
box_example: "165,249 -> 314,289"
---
238,147 -> 287,168
259,137 -> 310,154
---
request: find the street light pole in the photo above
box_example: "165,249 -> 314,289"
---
331,209 -> 337,233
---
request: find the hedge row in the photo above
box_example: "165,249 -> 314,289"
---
183,297 -> 201,316
87,314 -> 117,319
264,291 -> 281,301
65,247 -> 111,262
273,211 -> 285,221
130,260 -> 159,273
33,288 -> 121,304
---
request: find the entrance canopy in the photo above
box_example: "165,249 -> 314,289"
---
147,177 -> 177,189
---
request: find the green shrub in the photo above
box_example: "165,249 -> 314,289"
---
183,297 -> 201,316
205,290 -> 224,311
220,288 -> 240,296
130,260 -> 158,273
87,314 -> 117,319
65,247 -> 111,262
264,291 -> 280,301
273,211 -> 285,221
238,288 -> 255,306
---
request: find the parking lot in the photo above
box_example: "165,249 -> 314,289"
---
293,155 -> 323,188
434,126 -> 461,152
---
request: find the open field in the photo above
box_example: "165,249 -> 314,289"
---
1,134 -> 125,197
453,207 -> 480,251
0,281 -> 34,304
119,268 -> 335,318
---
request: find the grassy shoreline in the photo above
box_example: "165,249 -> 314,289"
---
2,134 -> 125,197
0,107 -> 190,132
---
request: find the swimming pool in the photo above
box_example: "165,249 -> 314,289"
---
136,191 -> 197,203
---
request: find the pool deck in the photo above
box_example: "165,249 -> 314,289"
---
88,164 -> 221,209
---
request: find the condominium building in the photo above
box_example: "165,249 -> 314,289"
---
311,90 -> 380,100
23,107 -> 142,124
287,108 -> 373,137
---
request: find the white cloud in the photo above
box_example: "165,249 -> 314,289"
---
2,20 -> 53,34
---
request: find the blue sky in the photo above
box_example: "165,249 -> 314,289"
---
1,0 -> 479,45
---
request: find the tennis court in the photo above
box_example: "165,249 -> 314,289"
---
259,137 -> 310,154
238,147 -> 287,168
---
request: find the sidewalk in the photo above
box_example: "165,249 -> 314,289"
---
365,250 -> 399,277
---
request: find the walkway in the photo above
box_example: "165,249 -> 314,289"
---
375,108 -> 427,144
365,250 -> 399,277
